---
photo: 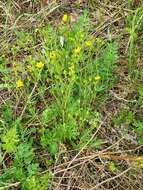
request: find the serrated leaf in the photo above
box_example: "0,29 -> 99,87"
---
1,127 -> 18,153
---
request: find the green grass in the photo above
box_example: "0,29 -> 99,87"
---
0,1 -> 143,189
126,6 -> 143,71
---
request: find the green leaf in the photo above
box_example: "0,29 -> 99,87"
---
49,142 -> 58,156
108,162 -> 117,172
90,138 -> 102,149
42,104 -> 59,124
1,127 -> 18,153
14,143 -> 34,166
0,104 -> 13,123
138,137 -> 143,145
138,86 -> 143,97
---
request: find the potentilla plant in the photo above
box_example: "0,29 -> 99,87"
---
39,12 -> 118,156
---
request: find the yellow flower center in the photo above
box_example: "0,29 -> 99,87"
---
50,51 -> 57,59
36,61 -> 44,69
16,79 -> 23,88
95,75 -> 101,81
85,40 -> 92,47
74,47 -> 81,54
62,14 -> 68,23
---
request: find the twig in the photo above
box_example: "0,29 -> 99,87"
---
43,146 -> 142,172
53,152 -> 143,175
20,81 -> 38,119
101,153 -> 143,161
14,90 -> 24,118
0,182 -> 20,190
90,167 -> 131,190
109,90 -> 137,103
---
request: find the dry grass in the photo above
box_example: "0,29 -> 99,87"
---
0,0 -> 143,190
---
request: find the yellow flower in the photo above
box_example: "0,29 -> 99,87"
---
16,79 -> 23,88
95,75 -> 101,81
50,51 -> 57,59
62,14 -> 68,22
74,47 -> 81,54
85,40 -> 93,47
36,61 -> 44,69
